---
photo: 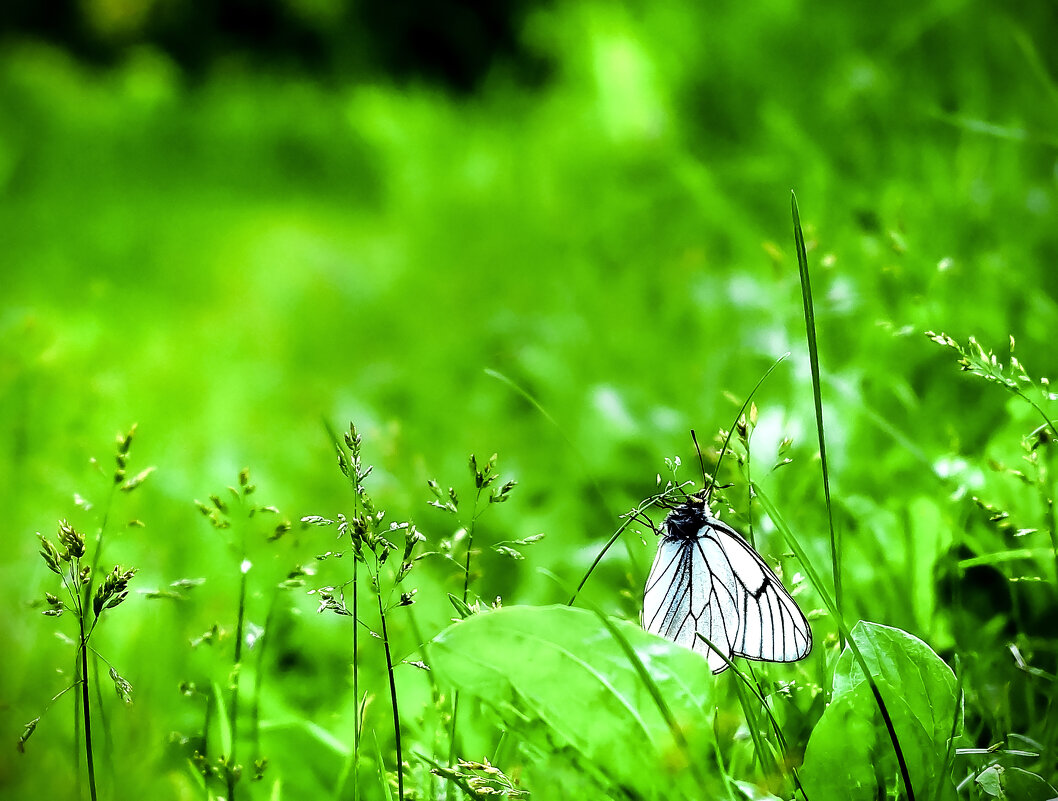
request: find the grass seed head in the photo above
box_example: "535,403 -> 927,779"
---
57,520 -> 85,559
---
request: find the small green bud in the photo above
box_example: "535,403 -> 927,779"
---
17,717 -> 40,753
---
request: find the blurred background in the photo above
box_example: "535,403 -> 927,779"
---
2,0 -> 1058,797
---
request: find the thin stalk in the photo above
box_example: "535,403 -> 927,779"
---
78,610 -> 99,801
695,633 -> 807,800
85,482 -> 119,602
444,490 -> 482,795
91,657 -> 116,790
327,418 -> 365,800
567,518 -> 634,606
744,436 -> 755,549
377,594 -> 405,800
251,590 -> 281,759
73,654 -> 83,801
445,695 -> 461,801
1037,442 -> 1058,765
351,555 -> 360,801
1019,391 -> 1058,440
567,482 -> 695,608
446,486 -> 486,794
406,607 -> 441,801
461,486 -> 486,605
709,727 -> 741,801
228,563 -> 249,801
729,668 -> 774,776
75,482 -> 116,799
201,692 -> 213,801
756,486 -> 915,801
791,192 -> 843,646
704,353 -> 790,506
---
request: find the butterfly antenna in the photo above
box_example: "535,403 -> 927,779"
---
690,429 -> 708,495
702,352 -> 791,506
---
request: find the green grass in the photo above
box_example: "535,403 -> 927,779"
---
4,1 -> 1058,798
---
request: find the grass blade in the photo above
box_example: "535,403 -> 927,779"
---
756,485 -> 916,801
791,192 -> 843,645
693,632 -> 808,801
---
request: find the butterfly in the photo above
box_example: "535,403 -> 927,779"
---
643,495 -> 811,673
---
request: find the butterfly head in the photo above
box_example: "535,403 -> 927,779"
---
662,496 -> 713,543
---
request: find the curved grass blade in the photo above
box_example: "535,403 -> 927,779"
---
791,192 -> 843,645
693,632 -> 808,801
755,485 -> 915,801
704,353 -> 790,504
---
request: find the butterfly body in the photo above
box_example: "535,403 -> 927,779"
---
643,499 -> 811,673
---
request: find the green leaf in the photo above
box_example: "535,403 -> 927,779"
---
801,621 -> 961,801
429,604 -> 719,799
833,622 -> 960,747
1002,766 -> 1058,800
447,592 -> 473,619
976,764 -> 1003,797
212,680 -> 233,756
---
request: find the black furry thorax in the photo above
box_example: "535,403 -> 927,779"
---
662,500 -> 712,542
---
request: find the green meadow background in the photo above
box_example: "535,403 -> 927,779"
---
3,0 -> 1058,798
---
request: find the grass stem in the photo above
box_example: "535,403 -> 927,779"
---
377,593 -> 405,800
228,564 -> 249,801
352,559 -> 360,800
78,613 -> 98,801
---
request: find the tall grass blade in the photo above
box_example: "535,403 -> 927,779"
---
791,192 -> 843,645
756,485 -> 916,801
373,732 -> 396,801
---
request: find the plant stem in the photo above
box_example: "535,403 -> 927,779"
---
377,593 -> 404,800
228,565 -> 248,801
447,489 -> 483,797
406,607 -> 440,801
79,612 -> 99,801
352,556 -> 360,801
201,693 -> 213,801
461,491 -> 483,606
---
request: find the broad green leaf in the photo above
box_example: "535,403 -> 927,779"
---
801,621 -> 961,801
832,621 -> 960,748
996,766 -> 1058,800
429,604 -> 719,799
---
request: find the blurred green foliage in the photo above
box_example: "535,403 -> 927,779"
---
3,0 -> 1058,797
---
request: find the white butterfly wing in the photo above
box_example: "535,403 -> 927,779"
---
643,518 -> 811,673
643,535 -> 733,672
706,520 -> 812,664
